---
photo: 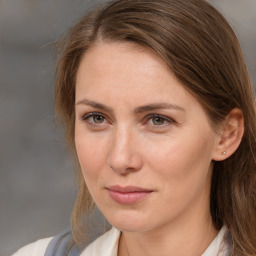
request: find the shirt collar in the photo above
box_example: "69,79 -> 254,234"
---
83,226 -> 229,256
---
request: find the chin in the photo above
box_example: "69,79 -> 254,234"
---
104,209 -> 154,233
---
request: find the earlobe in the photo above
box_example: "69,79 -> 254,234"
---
213,108 -> 244,161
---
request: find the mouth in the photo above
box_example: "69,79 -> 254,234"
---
106,185 -> 153,205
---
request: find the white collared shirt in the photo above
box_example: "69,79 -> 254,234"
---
12,226 -> 229,256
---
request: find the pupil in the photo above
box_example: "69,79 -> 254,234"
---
153,117 -> 164,125
93,115 -> 104,123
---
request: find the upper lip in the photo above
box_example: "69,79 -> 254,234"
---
107,185 -> 153,193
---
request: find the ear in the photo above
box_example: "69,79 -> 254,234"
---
213,108 -> 244,161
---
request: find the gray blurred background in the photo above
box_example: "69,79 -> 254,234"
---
0,0 -> 255,255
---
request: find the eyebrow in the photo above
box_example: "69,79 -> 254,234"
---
76,99 -> 185,114
76,99 -> 113,113
134,103 -> 185,114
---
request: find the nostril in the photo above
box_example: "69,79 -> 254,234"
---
107,152 -> 143,175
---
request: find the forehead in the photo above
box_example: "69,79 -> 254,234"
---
78,41 -> 169,76
76,41 -> 175,92
75,41 -> 201,112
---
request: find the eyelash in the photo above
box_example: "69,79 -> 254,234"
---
81,112 -> 108,127
144,114 -> 175,128
81,112 -> 175,129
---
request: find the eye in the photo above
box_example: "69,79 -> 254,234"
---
145,114 -> 175,128
81,112 -> 108,127
91,115 -> 105,123
151,116 -> 166,125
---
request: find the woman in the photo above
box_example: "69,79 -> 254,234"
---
13,0 -> 256,255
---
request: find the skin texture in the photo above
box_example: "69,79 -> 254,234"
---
75,42 -> 223,256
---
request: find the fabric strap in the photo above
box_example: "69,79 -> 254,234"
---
44,230 -> 82,256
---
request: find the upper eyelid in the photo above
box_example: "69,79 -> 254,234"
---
144,114 -> 175,122
81,113 -> 110,128
80,111 -> 112,122
81,112 -> 106,120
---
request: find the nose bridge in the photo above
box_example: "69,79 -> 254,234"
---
107,124 -> 142,174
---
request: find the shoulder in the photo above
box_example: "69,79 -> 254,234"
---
11,228 -> 121,256
11,237 -> 53,256
81,227 -> 121,256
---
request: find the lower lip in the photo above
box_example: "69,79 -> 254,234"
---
108,190 -> 152,205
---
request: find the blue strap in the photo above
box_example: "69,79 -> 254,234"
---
44,230 -> 82,256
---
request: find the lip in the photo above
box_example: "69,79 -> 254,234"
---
107,185 -> 153,205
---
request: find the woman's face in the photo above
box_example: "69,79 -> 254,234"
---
75,42 -> 220,233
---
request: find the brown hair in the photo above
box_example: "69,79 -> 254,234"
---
55,0 -> 256,255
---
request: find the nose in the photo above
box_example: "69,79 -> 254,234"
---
107,127 -> 143,175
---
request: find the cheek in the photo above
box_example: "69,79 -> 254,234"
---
75,130 -> 108,188
146,128 -> 215,193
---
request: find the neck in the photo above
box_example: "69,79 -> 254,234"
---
118,207 -> 218,256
